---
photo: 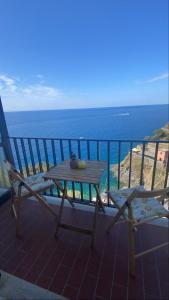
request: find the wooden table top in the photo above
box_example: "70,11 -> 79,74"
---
44,160 -> 107,184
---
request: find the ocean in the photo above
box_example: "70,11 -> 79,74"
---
4,104 -> 169,198
5,104 -> 168,140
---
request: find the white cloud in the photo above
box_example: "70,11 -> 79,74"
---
144,72 -> 169,83
0,74 -> 17,92
22,84 -> 62,99
0,73 -> 64,111
135,72 -> 169,85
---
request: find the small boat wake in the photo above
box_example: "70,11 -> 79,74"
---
112,113 -> 130,117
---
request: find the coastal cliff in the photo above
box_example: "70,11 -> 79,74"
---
112,123 -> 169,190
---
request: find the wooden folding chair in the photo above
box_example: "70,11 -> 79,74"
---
106,186 -> 169,276
3,160 -> 57,236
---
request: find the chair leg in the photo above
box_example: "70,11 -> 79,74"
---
55,181 -> 68,238
106,209 -> 123,233
10,189 -> 15,217
16,198 -> 21,237
128,221 -> 136,277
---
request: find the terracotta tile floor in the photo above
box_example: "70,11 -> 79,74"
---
0,199 -> 168,300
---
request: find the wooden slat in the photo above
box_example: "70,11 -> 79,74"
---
44,160 -> 107,184
59,223 -> 92,235
135,242 -> 169,258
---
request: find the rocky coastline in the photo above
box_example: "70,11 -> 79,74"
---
112,123 -> 169,190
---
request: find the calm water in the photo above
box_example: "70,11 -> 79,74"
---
4,104 -> 169,198
5,104 -> 168,140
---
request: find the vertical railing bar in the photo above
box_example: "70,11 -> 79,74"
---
13,138 -> 23,175
107,141 -> 110,205
51,140 -> 57,166
87,140 -> 92,202
43,139 -> 50,170
43,139 -> 52,196
78,139 -> 83,200
77,139 -> 81,159
51,139 -> 60,197
87,140 -> 90,160
35,138 -> 43,172
59,139 -> 64,161
68,140 -> 75,199
151,142 -> 159,190
97,141 -> 100,160
164,153 -> 169,189
51,140 -> 60,197
28,138 -> 36,174
128,142 -> 133,188
118,141 -> 121,189
20,138 -> 30,177
140,142 -> 146,186
8,138 -> 16,168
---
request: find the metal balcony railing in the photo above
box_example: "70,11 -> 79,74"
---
3,136 -> 169,206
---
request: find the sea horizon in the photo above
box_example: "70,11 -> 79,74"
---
4,103 -> 168,114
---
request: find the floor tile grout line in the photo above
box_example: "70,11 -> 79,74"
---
109,224 -> 121,300
92,236 -> 107,299
61,238 -> 84,296
126,226 -> 145,300
1,225 -> 22,257
34,234 -> 67,287
47,236 -> 77,291
140,233 -> 146,300
1,219 -> 39,273
154,252 -> 163,300
15,223 -> 55,280
75,240 -> 95,300
126,225 -> 130,300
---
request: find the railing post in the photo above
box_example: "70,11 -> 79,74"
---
0,97 -> 14,164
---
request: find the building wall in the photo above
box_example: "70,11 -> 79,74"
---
157,150 -> 169,161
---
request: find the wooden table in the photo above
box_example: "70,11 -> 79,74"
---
44,160 -> 107,247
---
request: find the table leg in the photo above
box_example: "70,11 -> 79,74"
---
54,179 -> 75,208
55,180 -> 68,237
95,185 -> 105,213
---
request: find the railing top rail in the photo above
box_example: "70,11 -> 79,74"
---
6,136 -> 169,143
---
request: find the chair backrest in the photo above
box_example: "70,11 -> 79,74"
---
134,187 -> 169,199
3,160 -> 24,184
3,160 -> 40,197
127,187 -> 169,207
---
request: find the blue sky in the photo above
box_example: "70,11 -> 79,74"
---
0,0 -> 168,111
